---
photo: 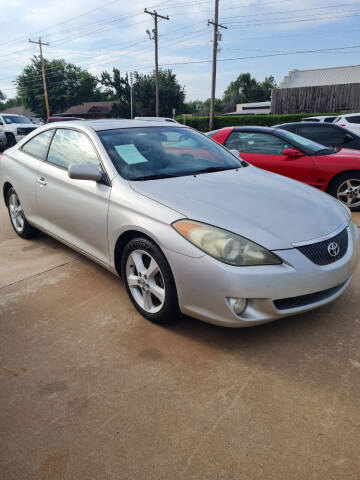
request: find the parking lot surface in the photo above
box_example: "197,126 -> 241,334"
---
1,201 -> 360,480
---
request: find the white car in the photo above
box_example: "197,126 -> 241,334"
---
0,113 -> 38,147
303,116 -> 337,123
334,113 -> 360,135
134,116 -> 179,124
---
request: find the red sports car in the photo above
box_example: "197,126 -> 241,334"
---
208,126 -> 360,211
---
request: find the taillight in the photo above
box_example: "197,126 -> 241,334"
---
339,123 -> 346,127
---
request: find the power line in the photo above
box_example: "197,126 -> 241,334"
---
5,43 -> 360,96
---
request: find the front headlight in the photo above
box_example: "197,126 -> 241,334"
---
172,220 -> 282,266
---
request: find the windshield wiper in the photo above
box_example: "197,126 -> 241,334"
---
132,173 -> 182,181
190,166 -> 239,175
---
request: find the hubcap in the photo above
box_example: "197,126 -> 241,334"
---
126,249 -> 165,313
9,193 -> 24,232
337,179 -> 360,208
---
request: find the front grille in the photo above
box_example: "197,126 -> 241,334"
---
274,282 -> 346,310
296,228 -> 348,265
17,127 -> 37,135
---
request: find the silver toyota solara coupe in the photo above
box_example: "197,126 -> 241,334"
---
1,120 -> 359,327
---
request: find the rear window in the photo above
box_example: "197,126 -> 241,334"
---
324,116 -> 337,123
345,115 -> 360,124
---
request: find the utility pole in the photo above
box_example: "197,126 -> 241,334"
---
144,8 -> 169,117
208,0 -> 227,131
29,38 -> 50,120
129,72 -> 134,119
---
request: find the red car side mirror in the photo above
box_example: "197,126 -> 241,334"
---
283,148 -> 303,159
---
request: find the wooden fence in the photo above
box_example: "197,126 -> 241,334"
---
271,83 -> 360,114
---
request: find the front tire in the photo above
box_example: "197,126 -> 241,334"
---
7,188 -> 39,238
328,172 -> 360,212
121,237 -> 179,324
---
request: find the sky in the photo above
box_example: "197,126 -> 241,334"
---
1,0 -> 360,103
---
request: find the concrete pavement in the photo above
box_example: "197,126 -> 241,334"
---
1,202 -> 360,480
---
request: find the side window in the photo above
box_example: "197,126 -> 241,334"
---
298,125 -> 344,145
22,130 -> 54,160
225,132 -> 291,155
345,116 -> 360,124
47,129 -> 99,169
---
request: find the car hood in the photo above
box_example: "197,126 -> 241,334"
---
130,166 -> 348,250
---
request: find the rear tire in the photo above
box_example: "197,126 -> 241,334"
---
7,187 -> 39,238
121,237 -> 179,324
5,133 -> 16,148
328,172 -> 360,212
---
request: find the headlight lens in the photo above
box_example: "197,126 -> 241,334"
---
173,220 -> 282,266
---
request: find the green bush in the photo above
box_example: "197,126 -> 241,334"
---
175,113 -> 339,132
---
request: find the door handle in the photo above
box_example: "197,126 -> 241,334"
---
37,176 -> 47,186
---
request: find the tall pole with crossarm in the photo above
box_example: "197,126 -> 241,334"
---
208,0 -> 227,131
29,38 -> 50,120
144,8 -> 170,117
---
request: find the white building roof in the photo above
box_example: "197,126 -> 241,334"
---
279,65 -> 360,88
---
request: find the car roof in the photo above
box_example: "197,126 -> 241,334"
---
277,122 -> 335,127
232,126 -> 276,133
341,112 -> 360,117
304,115 -> 336,119
43,119 -> 187,131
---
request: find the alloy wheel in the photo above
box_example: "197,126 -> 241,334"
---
126,249 -> 166,313
9,193 -> 25,233
337,179 -> 360,208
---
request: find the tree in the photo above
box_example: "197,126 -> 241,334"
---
17,56 -> 104,118
100,68 -> 130,117
222,73 -> 277,113
183,98 -> 223,116
99,68 -> 185,118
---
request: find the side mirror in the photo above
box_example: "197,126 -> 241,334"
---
68,163 -> 103,182
230,149 -> 240,157
283,148 -> 303,159
344,133 -> 354,143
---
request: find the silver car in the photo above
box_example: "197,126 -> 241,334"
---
1,120 -> 359,327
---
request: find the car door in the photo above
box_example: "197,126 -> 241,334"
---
224,131 -> 315,185
36,128 -> 111,264
8,129 -> 54,225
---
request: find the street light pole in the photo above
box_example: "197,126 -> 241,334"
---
129,72 -> 134,119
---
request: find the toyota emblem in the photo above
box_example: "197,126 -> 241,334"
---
327,242 -> 340,257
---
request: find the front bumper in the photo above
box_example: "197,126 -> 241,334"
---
165,222 -> 359,327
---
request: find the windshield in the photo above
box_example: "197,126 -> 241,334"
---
276,129 -> 330,154
98,127 -> 242,180
3,115 -> 32,124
